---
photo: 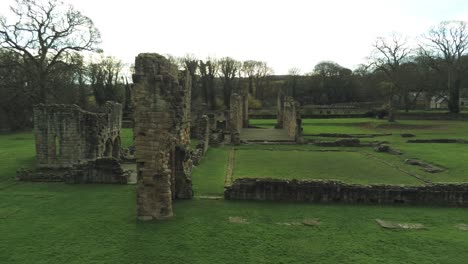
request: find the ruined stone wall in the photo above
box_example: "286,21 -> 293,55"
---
34,102 -> 122,169
199,115 -> 210,153
210,111 -> 229,131
225,178 -> 468,207
191,115 -> 210,165
230,93 -> 243,132
242,92 -> 249,128
230,93 -> 243,144
133,53 -> 193,221
174,70 -> 193,199
17,158 -> 129,184
282,97 -> 302,142
276,91 -> 285,129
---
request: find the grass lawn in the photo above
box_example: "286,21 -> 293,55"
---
0,132 -> 35,188
3,182 -> 468,264
250,118 -> 468,184
192,147 -> 228,196
233,149 -> 423,185
2,123 -> 468,263
120,128 -> 134,148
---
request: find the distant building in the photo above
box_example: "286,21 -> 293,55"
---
429,96 -> 468,109
430,96 -> 449,109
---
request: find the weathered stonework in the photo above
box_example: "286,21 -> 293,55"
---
133,53 -> 193,221
230,94 -> 243,132
276,90 -> 285,129
64,158 -> 130,184
17,158 -> 129,184
242,92 -> 249,128
225,178 -> 468,207
230,93 -> 243,145
198,115 -> 210,153
282,96 -> 303,142
190,115 -> 211,165
34,102 -> 122,168
19,102 -> 127,183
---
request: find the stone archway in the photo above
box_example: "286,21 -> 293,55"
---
104,138 -> 113,157
112,136 -> 121,159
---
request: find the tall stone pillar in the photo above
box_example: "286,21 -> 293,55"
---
276,90 -> 285,129
230,93 -> 242,145
174,70 -> 193,199
133,53 -> 193,220
242,92 -> 249,128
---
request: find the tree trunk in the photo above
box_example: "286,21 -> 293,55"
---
223,80 -> 232,109
404,93 -> 410,112
388,91 -> 396,122
248,77 -> 253,94
449,78 -> 461,113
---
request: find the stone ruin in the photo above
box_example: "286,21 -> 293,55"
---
229,93 -> 243,145
204,110 -> 228,145
189,91 -> 249,147
17,102 -> 129,183
276,90 -> 285,129
225,178 -> 468,207
132,53 -> 193,220
241,92 -> 249,128
277,94 -> 303,142
191,115 -> 210,165
227,92 -> 250,145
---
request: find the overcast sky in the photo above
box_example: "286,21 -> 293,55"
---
1,0 -> 468,74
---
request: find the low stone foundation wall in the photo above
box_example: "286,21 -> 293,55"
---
225,178 -> 468,206
65,158 -> 129,184
17,158 -> 129,184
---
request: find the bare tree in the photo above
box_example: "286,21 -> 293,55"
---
253,61 -> 273,101
181,54 -> 199,100
0,0 -> 101,103
88,56 -> 123,107
242,60 -> 258,95
420,21 -> 468,113
287,67 -> 301,98
199,58 -> 218,110
219,57 -> 241,108
370,33 -> 412,122
165,54 -> 182,70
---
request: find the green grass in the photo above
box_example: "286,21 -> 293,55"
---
3,121 -> 468,263
233,149 -> 422,185
0,132 -> 35,187
250,118 -> 468,184
120,128 -> 133,148
249,119 -> 278,128
2,183 -> 468,263
192,148 -> 228,196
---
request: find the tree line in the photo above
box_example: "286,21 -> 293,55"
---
2,0 -> 468,129
169,55 -> 274,110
